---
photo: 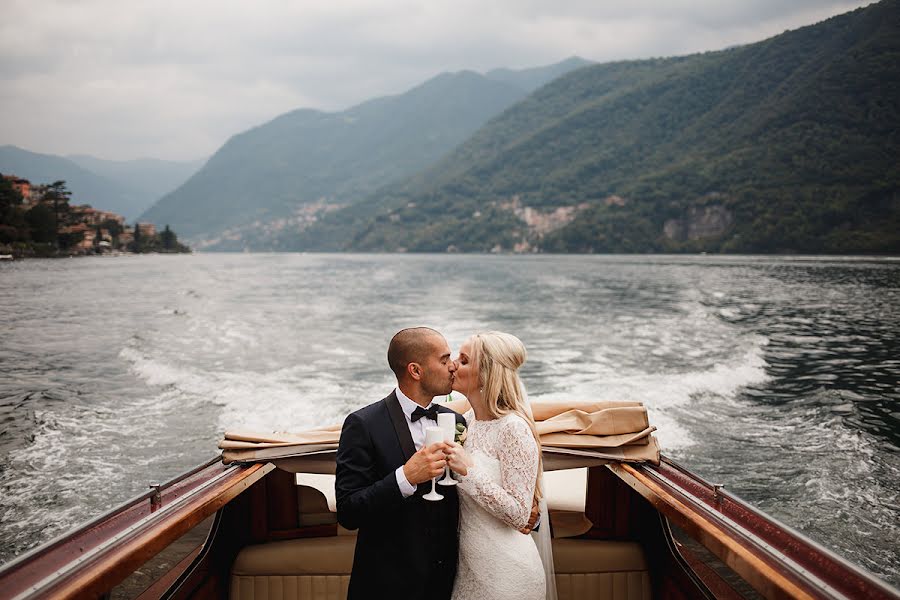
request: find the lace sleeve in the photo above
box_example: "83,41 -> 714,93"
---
458,415 -> 538,530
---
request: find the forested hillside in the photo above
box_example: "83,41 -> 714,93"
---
288,0 -> 899,254
139,58 -> 590,248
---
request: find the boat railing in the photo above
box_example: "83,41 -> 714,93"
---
0,457 -> 273,600
612,456 -> 900,600
2,451 -> 898,600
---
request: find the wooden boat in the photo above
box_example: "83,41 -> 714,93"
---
1,415 -> 899,600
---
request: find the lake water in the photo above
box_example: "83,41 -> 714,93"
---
1,253 -> 898,585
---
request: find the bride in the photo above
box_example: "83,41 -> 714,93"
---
446,331 -> 555,600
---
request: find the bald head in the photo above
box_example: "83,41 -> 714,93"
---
388,327 -> 444,380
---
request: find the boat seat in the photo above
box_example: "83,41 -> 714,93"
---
230,536 -> 650,600
553,538 -> 651,600
230,536 -> 354,600
230,480 -> 650,600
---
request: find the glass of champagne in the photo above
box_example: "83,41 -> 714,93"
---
437,413 -> 458,486
422,426 -> 445,501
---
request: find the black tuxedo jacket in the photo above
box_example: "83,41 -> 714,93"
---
335,391 -> 466,600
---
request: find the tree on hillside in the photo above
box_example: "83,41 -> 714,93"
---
57,228 -> 84,250
132,222 -> 142,252
25,204 -> 57,244
0,175 -> 26,244
161,225 -> 175,251
42,180 -> 72,249
0,174 -> 23,216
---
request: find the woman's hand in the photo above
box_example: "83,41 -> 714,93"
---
518,498 -> 540,534
446,441 -> 474,476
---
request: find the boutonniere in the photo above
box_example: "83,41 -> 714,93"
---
455,423 -> 468,445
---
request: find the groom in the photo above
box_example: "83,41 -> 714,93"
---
336,327 -> 466,600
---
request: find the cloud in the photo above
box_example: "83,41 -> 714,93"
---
0,0 -> 872,160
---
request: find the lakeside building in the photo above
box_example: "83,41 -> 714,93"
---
135,223 -> 156,237
64,224 -> 94,251
2,174 -> 41,204
117,230 -> 134,247
2,172 -> 188,256
70,205 -> 126,227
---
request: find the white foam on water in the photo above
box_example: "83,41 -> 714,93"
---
119,345 -> 385,434
531,337 -> 771,451
0,404 -> 130,559
721,397 -> 900,581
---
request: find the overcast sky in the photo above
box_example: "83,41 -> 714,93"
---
0,0 -> 872,162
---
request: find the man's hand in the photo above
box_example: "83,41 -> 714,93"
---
403,442 -> 450,486
519,498 -> 540,534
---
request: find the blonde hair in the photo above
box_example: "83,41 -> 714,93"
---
468,331 -> 543,502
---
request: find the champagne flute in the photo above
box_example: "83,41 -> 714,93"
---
422,426 -> 445,501
437,413 -> 458,486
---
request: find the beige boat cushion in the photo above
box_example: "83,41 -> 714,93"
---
230,537 -> 355,600
545,468 -> 587,513
550,509 -> 594,538
233,537 -> 356,576
297,485 -> 336,527
554,538 -> 651,600
230,575 -> 348,600
555,571 -> 652,600
230,535 -> 649,600
552,538 -> 648,573
296,474 -> 337,511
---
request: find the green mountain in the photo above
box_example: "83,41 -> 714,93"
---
293,0 -> 899,254
139,58 -> 591,248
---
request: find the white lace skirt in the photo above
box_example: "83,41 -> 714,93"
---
452,484 -> 545,600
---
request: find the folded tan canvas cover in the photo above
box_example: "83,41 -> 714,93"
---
220,399 -> 660,465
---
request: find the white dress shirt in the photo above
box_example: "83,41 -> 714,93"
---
394,387 -> 438,498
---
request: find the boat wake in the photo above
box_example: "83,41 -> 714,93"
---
531,339 -> 770,451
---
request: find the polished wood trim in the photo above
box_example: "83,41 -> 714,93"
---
164,492 -> 254,600
265,468 -> 300,532
0,457 -> 222,579
584,465 -> 634,539
611,461 -> 812,600
2,461 -> 273,600
134,544 -> 203,600
56,462 -> 273,600
675,540 -> 748,600
610,459 -> 900,600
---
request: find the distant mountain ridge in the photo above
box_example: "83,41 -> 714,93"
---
0,146 -> 137,219
0,146 -> 200,221
287,0 -> 899,254
67,154 -> 204,218
138,57 -> 592,248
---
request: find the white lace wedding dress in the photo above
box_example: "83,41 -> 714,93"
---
452,411 -> 545,600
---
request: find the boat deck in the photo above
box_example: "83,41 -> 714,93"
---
0,453 -> 897,600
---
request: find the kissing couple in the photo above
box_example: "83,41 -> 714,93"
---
335,327 -> 556,600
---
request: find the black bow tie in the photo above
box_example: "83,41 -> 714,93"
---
411,405 -> 439,422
